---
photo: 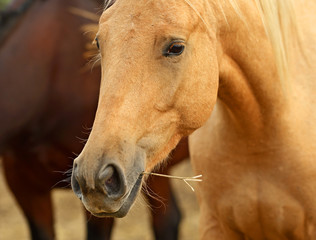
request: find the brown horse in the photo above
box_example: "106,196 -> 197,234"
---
72,0 -> 316,239
0,0 -> 188,239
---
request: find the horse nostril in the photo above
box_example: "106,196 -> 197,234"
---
99,164 -> 124,198
71,163 -> 83,200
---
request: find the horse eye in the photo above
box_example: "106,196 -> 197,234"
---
95,37 -> 100,50
164,42 -> 185,57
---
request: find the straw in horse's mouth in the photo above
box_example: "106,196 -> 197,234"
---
142,172 -> 202,192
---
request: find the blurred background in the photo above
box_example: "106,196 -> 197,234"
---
0,0 -> 10,9
0,0 -> 199,239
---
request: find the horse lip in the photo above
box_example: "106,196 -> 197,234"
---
90,173 -> 143,218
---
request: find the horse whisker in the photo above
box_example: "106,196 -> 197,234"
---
50,178 -> 72,189
141,181 -> 166,210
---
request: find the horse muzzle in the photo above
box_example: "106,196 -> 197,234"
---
71,154 -> 145,218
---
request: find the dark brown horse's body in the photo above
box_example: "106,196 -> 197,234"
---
0,0 -> 188,239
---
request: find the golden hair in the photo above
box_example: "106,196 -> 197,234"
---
252,0 -> 301,82
186,0 -> 301,82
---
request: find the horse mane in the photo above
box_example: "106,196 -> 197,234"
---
214,0 -> 300,82
183,0 -> 301,83
251,0 -> 301,83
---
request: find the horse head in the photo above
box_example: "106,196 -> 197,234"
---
71,0 -> 218,217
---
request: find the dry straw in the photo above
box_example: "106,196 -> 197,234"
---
143,172 -> 202,192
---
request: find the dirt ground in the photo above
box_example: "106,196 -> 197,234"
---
0,158 -> 200,240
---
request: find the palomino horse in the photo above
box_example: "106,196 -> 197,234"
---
0,0 -> 188,239
71,0 -> 316,239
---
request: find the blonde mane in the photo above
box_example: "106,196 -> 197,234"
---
252,0 -> 301,82
181,0 -> 300,82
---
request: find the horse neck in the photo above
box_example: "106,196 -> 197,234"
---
210,0 -> 290,142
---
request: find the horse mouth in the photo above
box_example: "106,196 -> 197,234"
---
90,174 -> 143,218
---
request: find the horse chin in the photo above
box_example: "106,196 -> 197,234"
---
87,173 -> 143,218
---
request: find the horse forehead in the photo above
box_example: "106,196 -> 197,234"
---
100,0 -> 196,31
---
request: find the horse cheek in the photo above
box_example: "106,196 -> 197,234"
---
177,67 -> 219,133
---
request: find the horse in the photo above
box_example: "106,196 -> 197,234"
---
71,0 -> 316,239
0,0 -> 189,239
